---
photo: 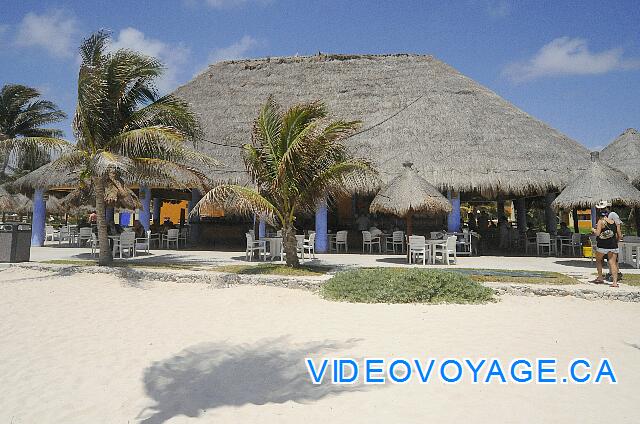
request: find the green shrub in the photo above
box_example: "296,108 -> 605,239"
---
320,268 -> 495,304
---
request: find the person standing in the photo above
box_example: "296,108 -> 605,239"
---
591,201 -> 622,287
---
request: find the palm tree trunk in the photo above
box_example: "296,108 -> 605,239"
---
0,134 -> 10,177
282,221 -> 300,267
93,177 -> 112,266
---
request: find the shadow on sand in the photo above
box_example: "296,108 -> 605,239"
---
137,337 -> 373,423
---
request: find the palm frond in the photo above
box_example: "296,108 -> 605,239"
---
192,184 -> 279,224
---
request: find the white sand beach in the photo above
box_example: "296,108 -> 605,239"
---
1,267 -> 639,423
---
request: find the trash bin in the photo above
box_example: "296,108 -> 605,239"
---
0,223 -> 32,263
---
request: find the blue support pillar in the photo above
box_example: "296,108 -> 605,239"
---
31,189 -> 46,246
315,200 -> 328,253
152,197 -> 162,224
139,187 -> 151,231
119,211 -> 131,227
105,207 -> 114,224
591,206 -> 597,228
258,219 -> 266,239
187,190 -> 201,244
447,191 -> 461,233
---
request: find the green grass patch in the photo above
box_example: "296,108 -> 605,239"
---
454,269 -> 578,285
212,264 -> 330,276
619,274 -> 640,287
321,268 -> 495,304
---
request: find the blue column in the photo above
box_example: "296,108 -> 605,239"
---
31,189 -> 46,246
258,219 -> 266,239
119,211 -> 131,227
447,191 -> 461,233
139,187 -> 151,231
105,207 -> 114,224
315,200 -> 328,253
187,190 -> 201,244
152,197 -> 162,224
591,206 -> 597,228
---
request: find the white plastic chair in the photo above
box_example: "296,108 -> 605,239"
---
90,233 -> 99,257
303,233 -> 316,258
116,231 -> 136,258
136,230 -> 152,253
408,235 -> 428,265
245,232 -> 266,261
179,227 -> 189,247
58,227 -> 71,246
362,231 -> 381,253
45,225 -> 56,242
589,235 -> 597,262
457,229 -> 472,256
435,236 -> 457,265
77,227 -> 92,247
560,233 -> 582,256
331,230 -> 348,252
386,231 -> 404,253
536,232 -> 553,256
162,228 -> 179,249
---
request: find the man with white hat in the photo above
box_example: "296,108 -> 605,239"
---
592,201 -> 623,286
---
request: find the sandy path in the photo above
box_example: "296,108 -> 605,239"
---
0,267 -> 639,423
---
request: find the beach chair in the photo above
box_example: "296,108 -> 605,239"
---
331,231 -> 348,252
560,233 -> 582,256
136,230 -> 152,254
536,232 -> 553,256
162,229 -> 179,249
435,235 -> 457,265
45,225 -> 56,242
386,231 -> 404,253
77,227 -> 92,247
408,235 -> 427,265
303,232 -> 316,259
245,232 -> 266,261
362,231 -> 381,253
117,231 -> 136,258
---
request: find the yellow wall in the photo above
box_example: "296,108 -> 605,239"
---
159,201 -> 188,224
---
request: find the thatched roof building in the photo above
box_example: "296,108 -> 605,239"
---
552,152 -> 640,210
600,128 -> 640,185
174,54 -> 590,196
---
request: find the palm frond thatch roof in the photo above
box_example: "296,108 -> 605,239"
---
0,186 -> 18,211
11,162 -> 81,191
174,53 -> 591,195
370,162 -> 452,216
552,152 -> 640,210
600,128 -> 640,185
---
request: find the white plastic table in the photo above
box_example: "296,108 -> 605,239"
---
262,237 -> 283,261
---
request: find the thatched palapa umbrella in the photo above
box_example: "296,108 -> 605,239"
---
0,186 -> 17,212
600,128 -> 640,186
552,152 -> 640,210
370,162 -> 451,235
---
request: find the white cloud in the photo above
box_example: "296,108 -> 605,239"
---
504,37 -> 640,82
15,10 -> 79,58
108,28 -> 190,93
207,35 -> 258,63
186,0 -> 272,9
486,0 -> 512,18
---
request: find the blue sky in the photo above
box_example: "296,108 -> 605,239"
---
1,0 -> 639,149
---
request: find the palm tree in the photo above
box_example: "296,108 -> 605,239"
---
0,84 -> 67,181
193,98 -> 375,267
1,31 -> 215,265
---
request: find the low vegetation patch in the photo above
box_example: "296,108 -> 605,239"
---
212,264 -> 330,276
616,273 -> 640,287
456,269 -> 578,285
321,268 -> 495,304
